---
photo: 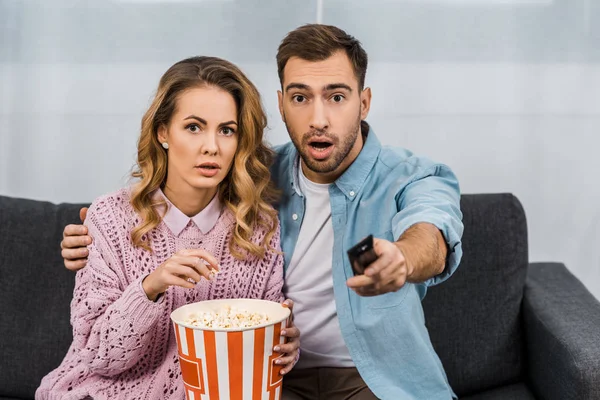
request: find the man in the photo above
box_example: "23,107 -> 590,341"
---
61,24 -> 463,399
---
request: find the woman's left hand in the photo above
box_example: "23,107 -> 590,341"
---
274,299 -> 301,375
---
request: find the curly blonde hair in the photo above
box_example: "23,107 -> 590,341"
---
130,56 -> 278,260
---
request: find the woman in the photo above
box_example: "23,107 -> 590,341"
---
37,56 -> 299,399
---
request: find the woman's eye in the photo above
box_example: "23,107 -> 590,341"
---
222,127 -> 235,136
187,124 -> 200,133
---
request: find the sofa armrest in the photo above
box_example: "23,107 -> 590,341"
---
523,262 -> 600,400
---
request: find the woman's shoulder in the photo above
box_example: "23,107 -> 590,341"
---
86,188 -> 136,232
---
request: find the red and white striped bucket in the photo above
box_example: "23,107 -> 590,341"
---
170,299 -> 291,400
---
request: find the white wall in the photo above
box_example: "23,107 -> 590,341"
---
1,0 -> 598,299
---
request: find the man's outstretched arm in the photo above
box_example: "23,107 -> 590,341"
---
347,164 -> 463,296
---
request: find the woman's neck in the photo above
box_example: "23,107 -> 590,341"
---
162,183 -> 218,217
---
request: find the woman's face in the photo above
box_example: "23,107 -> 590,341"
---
158,86 -> 239,196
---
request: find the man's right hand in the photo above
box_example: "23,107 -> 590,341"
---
61,207 -> 91,271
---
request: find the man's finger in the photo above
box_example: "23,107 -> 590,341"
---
280,364 -> 296,375
363,255 -> 389,277
276,354 -> 296,366
275,342 -> 299,354
364,240 -> 395,277
79,207 -> 88,223
280,326 -> 300,338
63,224 -> 89,238
61,235 -> 92,249
62,247 -> 89,260
373,262 -> 400,284
346,274 -> 376,288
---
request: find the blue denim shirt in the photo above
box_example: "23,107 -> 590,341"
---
271,128 -> 463,400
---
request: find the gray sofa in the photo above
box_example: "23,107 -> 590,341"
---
1,193 -> 599,399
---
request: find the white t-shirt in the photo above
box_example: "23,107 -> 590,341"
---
283,163 -> 354,369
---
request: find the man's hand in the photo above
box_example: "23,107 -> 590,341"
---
61,207 -> 91,271
274,299 -> 301,375
346,223 -> 447,297
346,238 -> 412,296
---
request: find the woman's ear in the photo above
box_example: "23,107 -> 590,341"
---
157,125 -> 168,144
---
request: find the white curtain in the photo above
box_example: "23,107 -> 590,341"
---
1,0 -> 598,299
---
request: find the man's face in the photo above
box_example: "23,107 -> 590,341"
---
278,51 -> 371,184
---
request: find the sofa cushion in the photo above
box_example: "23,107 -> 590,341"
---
461,383 -> 536,400
0,196 -> 87,399
422,194 -> 528,397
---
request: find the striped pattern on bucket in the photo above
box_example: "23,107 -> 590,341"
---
173,320 -> 288,400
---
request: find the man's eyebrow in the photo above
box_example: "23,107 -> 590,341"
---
324,83 -> 353,92
285,83 -> 311,92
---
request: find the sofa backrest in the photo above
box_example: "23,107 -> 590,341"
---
0,193 -> 529,398
423,193 -> 529,397
0,195 -> 86,399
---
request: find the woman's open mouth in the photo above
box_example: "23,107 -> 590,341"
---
195,163 -> 221,177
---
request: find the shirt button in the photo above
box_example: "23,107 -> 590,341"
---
292,213 -> 298,221
349,191 -> 355,197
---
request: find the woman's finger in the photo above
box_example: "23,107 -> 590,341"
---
164,263 -> 202,283
163,274 -> 195,289
178,249 -> 219,271
172,255 -> 216,280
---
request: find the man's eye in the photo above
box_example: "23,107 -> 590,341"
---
332,95 -> 344,102
293,95 -> 305,103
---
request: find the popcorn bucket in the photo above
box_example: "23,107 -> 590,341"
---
170,299 -> 291,400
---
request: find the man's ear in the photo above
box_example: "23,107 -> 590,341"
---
360,87 -> 372,121
278,90 -> 285,122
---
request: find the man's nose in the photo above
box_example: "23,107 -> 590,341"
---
309,100 -> 329,131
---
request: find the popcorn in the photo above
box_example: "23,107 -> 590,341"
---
184,305 -> 270,329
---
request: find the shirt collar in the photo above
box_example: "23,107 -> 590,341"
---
153,188 -> 222,236
287,122 -> 381,200
334,122 -> 381,200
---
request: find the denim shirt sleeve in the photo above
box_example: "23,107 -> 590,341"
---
391,164 -> 464,287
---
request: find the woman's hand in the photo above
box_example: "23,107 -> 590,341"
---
274,299 -> 301,375
142,249 -> 219,301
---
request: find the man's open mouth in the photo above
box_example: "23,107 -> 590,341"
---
309,140 -> 333,151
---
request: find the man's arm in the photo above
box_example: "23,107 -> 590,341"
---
347,163 -> 463,296
347,223 -> 447,296
61,207 -> 91,271
398,222 -> 446,283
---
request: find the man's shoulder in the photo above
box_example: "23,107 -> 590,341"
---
272,141 -> 295,159
270,142 -> 295,179
377,145 -> 451,178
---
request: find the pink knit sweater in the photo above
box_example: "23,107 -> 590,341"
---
36,188 -> 284,400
